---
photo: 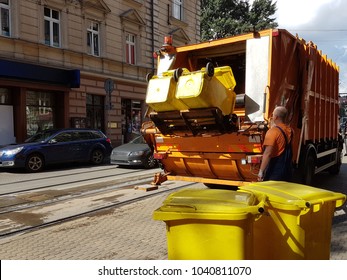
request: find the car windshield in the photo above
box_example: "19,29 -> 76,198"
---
25,130 -> 57,143
129,135 -> 146,144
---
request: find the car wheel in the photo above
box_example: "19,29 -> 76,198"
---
144,154 -> 157,169
25,154 -> 44,172
90,149 -> 104,165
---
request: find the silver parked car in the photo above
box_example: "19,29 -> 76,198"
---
110,135 -> 157,168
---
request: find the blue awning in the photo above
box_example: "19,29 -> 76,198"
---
0,59 -> 80,88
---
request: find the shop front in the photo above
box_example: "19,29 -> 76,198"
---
0,59 -> 80,145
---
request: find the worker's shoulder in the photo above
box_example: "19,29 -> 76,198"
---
266,125 -> 291,140
265,126 -> 281,141
275,124 -> 292,134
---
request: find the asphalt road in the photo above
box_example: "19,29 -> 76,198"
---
1,157 -> 346,195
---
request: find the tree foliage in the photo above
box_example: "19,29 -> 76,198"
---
200,0 -> 278,41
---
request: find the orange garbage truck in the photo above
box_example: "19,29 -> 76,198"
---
142,29 -> 342,187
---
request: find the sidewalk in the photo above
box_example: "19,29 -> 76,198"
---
0,180 -> 346,260
0,184 -> 174,260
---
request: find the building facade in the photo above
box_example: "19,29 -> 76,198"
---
0,0 -> 200,146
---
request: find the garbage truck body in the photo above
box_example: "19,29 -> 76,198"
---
142,29 -> 342,187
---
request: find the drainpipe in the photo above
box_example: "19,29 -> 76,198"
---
151,0 -> 155,73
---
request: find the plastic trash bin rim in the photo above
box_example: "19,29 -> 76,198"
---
240,181 -> 347,210
158,189 -> 258,212
153,189 -> 266,221
153,209 -> 260,221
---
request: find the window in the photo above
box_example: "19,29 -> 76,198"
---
131,100 -> 142,134
44,7 -> 60,47
75,131 -> 92,140
0,0 -> 10,36
125,33 -> 136,65
53,132 -> 73,143
86,94 -> 105,131
26,90 -> 56,137
87,21 -> 100,56
0,88 -> 11,104
172,0 -> 183,21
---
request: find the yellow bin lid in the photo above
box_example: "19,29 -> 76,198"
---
153,189 -> 265,221
239,181 -> 346,211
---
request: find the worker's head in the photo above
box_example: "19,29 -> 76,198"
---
273,106 -> 287,123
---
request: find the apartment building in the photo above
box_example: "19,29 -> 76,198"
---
0,0 -> 200,146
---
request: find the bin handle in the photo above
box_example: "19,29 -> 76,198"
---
161,197 -> 268,214
250,194 -> 267,221
255,194 -> 267,214
161,204 -> 197,211
304,195 -> 346,209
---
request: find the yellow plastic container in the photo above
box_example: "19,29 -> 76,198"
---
153,188 -> 264,260
175,66 -> 237,115
240,181 -> 346,260
146,70 -> 189,112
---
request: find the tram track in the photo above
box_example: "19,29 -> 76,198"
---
0,165 -> 160,195
0,176 -> 154,214
0,166 -> 194,238
0,165 -> 121,187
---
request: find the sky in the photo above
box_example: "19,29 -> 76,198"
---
270,0 -> 347,93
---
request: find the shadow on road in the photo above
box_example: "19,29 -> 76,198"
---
333,203 -> 347,225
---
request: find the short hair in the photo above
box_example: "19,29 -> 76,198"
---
273,106 -> 287,121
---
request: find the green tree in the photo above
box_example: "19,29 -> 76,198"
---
200,0 -> 278,41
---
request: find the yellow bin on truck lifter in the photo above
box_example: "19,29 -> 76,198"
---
175,66 -> 237,115
153,188 -> 265,260
145,69 -> 189,112
239,181 -> 346,260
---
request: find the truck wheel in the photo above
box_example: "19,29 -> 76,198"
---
25,154 -> 44,172
205,62 -> 214,77
328,149 -> 342,175
303,154 -> 315,185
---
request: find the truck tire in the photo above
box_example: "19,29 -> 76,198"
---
303,154 -> 315,186
328,149 -> 342,175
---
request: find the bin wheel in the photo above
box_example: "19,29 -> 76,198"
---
174,68 -> 183,82
205,62 -> 214,77
146,73 -> 153,82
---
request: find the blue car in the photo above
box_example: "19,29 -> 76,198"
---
0,128 -> 113,172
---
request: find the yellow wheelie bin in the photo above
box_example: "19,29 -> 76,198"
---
153,188 -> 265,260
145,69 -> 190,112
239,181 -> 346,260
175,65 -> 237,115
